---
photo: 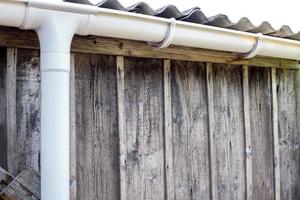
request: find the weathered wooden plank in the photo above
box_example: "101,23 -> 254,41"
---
271,68 -> 281,200
276,68 -> 300,200
163,60 -> 175,200
5,48 -> 17,174
0,167 -> 14,193
212,64 -> 246,200
116,56 -> 126,200
242,65 -> 253,200
170,61 -> 210,200
13,168 -> 40,198
0,26 -> 298,69
69,53 -> 76,200
124,57 -> 165,200
0,47 -> 7,169
249,67 -> 274,200
0,168 -> 40,200
206,62 -> 218,200
5,49 -> 41,176
75,53 -> 119,200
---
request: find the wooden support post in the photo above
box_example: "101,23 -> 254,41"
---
69,53 -> 76,200
271,68 -> 281,200
243,65 -> 253,200
6,48 -> 17,174
206,62 -> 218,200
163,60 -> 175,200
117,56 -> 126,200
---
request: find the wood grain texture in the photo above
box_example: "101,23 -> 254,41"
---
124,57 -> 165,200
163,60 -> 175,200
249,67 -> 274,200
242,65 -> 253,200
69,53 -> 76,200
212,64 -> 246,200
0,26 -> 298,69
0,47 -> 7,169
116,56 -> 126,200
0,168 -> 40,200
207,63 -> 218,200
5,48 -> 17,174
75,53 -> 120,200
0,167 -> 14,193
6,49 -> 41,176
170,61 -> 210,200
271,68 -> 281,200
276,69 -> 300,200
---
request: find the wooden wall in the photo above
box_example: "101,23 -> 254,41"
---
0,47 -> 299,200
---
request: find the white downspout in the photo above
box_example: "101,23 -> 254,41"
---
0,0 -> 300,199
20,5 -> 90,199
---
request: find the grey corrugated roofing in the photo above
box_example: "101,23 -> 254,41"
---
65,0 -> 300,41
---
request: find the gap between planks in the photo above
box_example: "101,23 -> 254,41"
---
116,56 -> 127,200
271,67 -> 281,200
206,62 -> 218,200
242,65 -> 253,200
163,60 -> 175,200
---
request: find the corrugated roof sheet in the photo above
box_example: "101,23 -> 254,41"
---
65,0 -> 300,41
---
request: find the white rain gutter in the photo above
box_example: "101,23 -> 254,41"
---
0,0 -> 300,199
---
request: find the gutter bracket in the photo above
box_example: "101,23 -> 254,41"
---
148,18 -> 176,48
243,33 -> 264,59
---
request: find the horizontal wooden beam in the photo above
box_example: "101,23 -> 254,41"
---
0,26 -> 299,69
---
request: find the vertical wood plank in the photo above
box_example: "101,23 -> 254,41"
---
117,56 -> 126,200
124,57 -> 165,200
207,62 -> 218,200
171,61 -> 210,200
276,68 -> 300,200
163,60 -> 174,200
0,48 -> 17,171
249,67 -> 274,200
75,53 -> 119,200
243,65 -> 253,200
0,47 -> 7,169
212,64 -> 245,200
271,68 -> 281,200
69,53 -> 76,200
8,49 -> 41,176
5,48 -> 17,172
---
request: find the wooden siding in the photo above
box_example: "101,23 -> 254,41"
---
0,43 -> 299,199
75,53 -> 119,200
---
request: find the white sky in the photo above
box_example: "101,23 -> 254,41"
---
90,0 -> 300,31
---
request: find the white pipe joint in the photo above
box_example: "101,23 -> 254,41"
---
148,18 -> 177,48
19,3 -> 91,200
243,33 -> 264,59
